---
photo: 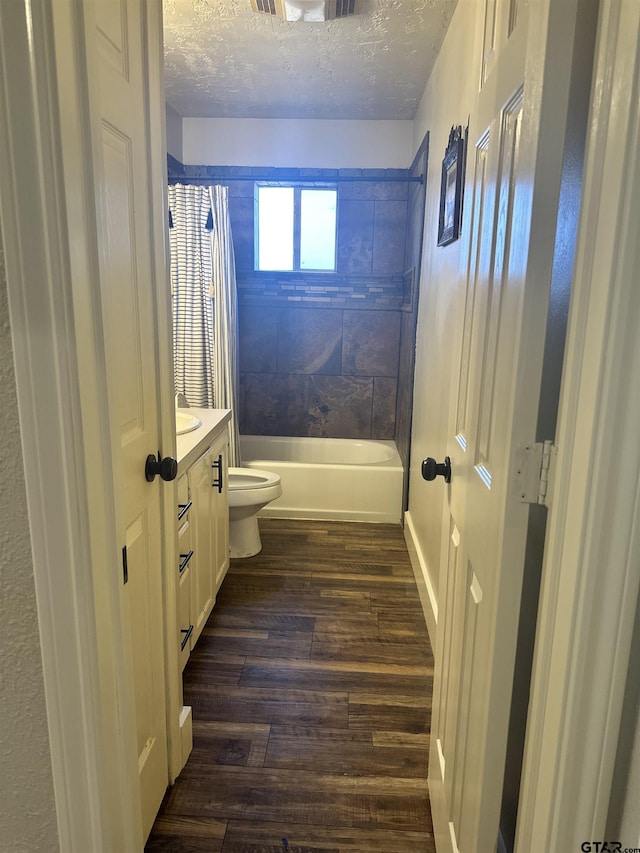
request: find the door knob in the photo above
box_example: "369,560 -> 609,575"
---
422,456 -> 451,483
145,453 -> 178,482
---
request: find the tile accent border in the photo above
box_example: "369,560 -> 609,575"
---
168,161 -> 411,184
236,272 -> 405,310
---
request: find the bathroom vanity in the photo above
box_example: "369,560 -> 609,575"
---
172,407 -> 231,768
175,407 -> 231,669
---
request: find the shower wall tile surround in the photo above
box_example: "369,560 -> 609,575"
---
238,305 -> 401,439
169,159 -> 417,441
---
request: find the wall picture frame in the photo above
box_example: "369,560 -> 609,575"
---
437,125 -> 466,247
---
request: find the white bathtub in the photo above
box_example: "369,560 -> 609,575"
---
239,435 -> 403,524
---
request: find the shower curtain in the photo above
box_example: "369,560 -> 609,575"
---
208,185 -> 240,467
168,183 -> 241,465
168,184 -> 215,407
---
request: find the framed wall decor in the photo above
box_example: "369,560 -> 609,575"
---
437,125 -> 466,247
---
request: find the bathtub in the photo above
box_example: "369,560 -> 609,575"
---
239,435 -> 403,524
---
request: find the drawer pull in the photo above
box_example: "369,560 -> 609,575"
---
211,454 -> 223,493
180,625 -> 193,652
177,500 -> 192,521
179,550 -> 194,574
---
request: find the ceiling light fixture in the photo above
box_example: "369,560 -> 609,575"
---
284,1 -> 326,22
250,0 -> 360,22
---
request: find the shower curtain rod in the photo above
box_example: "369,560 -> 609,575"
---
169,174 -> 424,185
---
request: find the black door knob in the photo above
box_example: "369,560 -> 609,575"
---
422,456 -> 451,483
145,453 -> 178,483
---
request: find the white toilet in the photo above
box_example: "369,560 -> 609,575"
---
227,467 -> 282,558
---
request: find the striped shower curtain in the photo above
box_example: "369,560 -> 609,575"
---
208,186 -> 241,467
168,184 -> 215,407
168,184 -> 241,466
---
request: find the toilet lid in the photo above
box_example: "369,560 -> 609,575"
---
227,467 -> 280,491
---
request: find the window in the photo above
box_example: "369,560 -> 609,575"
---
256,185 -> 337,272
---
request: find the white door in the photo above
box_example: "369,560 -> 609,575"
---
428,0 -> 593,849
93,0 -> 169,840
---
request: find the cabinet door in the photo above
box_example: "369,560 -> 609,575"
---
211,430 -> 230,594
188,448 -> 214,645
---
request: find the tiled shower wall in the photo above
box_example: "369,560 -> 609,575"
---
169,159 -> 418,441
238,305 -> 401,438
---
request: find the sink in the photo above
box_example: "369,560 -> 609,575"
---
176,411 -> 202,435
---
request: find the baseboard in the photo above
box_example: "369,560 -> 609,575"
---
259,507 -> 402,524
403,511 -> 438,651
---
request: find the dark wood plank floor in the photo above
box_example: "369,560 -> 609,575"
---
146,519 -> 436,853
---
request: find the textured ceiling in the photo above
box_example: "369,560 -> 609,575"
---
163,0 -> 458,119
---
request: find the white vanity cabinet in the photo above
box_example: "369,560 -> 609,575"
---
175,409 -> 231,661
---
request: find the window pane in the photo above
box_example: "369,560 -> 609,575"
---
300,189 -> 336,270
257,186 -> 294,270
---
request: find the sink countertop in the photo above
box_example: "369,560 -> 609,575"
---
175,407 -> 231,471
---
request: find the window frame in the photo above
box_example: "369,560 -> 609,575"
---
254,182 -> 338,273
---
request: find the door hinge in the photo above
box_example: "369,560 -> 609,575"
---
515,440 -> 557,507
122,545 -> 128,585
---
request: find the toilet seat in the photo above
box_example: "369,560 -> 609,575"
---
228,467 -> 280,491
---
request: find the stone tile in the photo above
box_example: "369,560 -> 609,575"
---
372,377 -> 398,440
307,376 -> 373,439
337,200 -> 374,275
229,197 -> 254,272
339,181 -> 409,202
373,200 -> 408,275
227,180 -> 255,198
167,154 -> 185,176
243,374 -> 309,436
342,310 -> 401,378
237,372 -> 247,435
276,308 -> 343,375
238,305 -> 278,373
184,165 -> 209,178
206,165 -> 228,177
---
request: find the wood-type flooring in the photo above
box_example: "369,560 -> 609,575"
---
146,519 -> 435,853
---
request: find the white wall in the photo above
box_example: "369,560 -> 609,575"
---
406,0 -> 482,622
0,236 -> 58,850
182,117 -> 413,168
165,101 -> 183,161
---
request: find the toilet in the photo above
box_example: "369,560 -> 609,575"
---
227,467 -> 282,558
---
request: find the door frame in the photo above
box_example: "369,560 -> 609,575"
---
0,1 -> 175,850
516,0 -> 640,847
